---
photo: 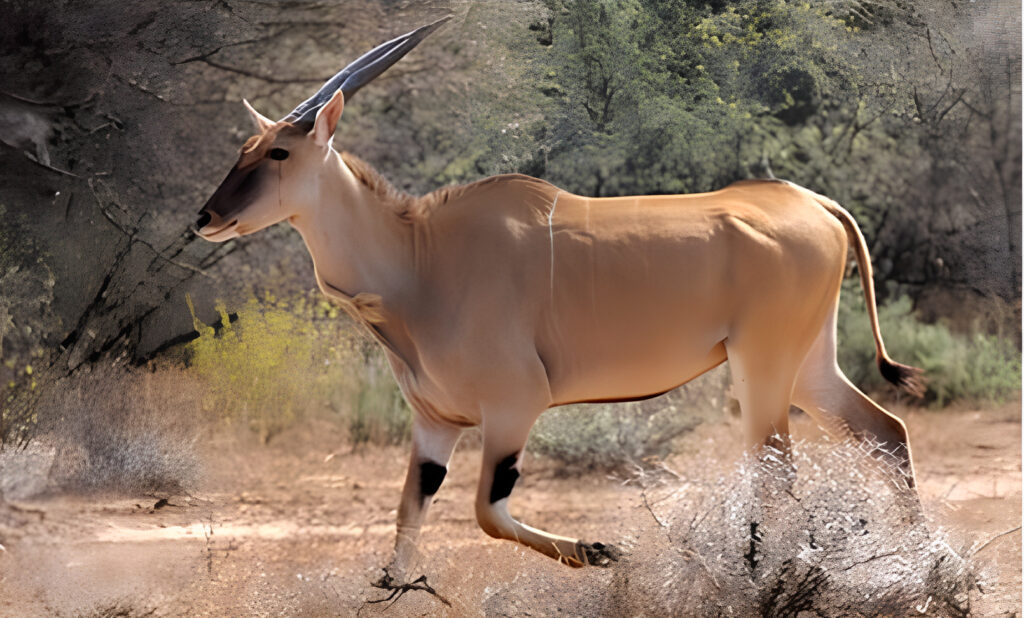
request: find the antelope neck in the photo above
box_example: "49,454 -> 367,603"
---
288,150 -> 415,309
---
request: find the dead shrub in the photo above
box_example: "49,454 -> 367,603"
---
31,363 -> 202,495
483,437 -> 984,616
621,439 -> 979,616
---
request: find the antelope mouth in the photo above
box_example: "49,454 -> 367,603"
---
197,218 -> 239,241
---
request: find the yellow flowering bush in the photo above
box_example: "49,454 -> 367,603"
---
185,292 -> 409,445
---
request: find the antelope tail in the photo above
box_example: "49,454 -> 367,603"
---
819,197 -> 927,398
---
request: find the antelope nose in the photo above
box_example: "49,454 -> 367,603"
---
195,211 -> 212,231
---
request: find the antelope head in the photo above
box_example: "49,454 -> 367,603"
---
195,16 -> 449,240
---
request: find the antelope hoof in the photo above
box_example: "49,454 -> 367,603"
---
371,567 -> 400,590
576,541 -> 622,567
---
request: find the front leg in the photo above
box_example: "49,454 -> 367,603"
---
383,416 -> 462,584
474,411 -> 622,568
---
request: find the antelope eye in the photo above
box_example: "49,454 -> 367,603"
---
269,148 -> 289,161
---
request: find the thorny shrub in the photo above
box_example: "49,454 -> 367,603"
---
618,439 -> 981,616
1,363 -> 204,496
484,437 -> 984,616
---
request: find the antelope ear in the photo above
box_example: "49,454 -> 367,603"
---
242,99 -> 274,132
311,89 -> 345,148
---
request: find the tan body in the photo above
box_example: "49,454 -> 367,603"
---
198,90 -> 922,580
354,176 -> 837,415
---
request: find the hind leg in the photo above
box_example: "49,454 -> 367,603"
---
792,311 -> 918,490
725,336 -> 808,574
725,335 -> 808,501
726,340 -> 802,458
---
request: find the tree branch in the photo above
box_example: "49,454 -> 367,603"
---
193,58 -> 327,84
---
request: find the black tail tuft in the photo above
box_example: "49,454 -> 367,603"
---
878,357 -> 926,398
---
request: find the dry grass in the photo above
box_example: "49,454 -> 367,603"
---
0,363 -> 204,498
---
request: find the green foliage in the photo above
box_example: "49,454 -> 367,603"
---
496,0 -> 867,197
837,281 -> 1021,406
433,0 -> 1019,307
186,295 -> 318,443
184,292 -> 410,445
348,351 -> 411,447
529,366 -> 729,471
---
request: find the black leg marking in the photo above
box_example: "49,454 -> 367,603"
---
577,541 -> 622,567
489,453 -> 520,504
419,461 -> 447,496
744,521 -> 762,572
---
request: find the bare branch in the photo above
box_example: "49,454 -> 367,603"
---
171,30 -> 295,65
87,178 -> 212,279
972,526 -> 1022,556
192,58 -> 327,84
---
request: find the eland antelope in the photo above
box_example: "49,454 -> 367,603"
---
195,17 -> 924,589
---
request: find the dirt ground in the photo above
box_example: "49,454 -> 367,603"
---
1,402 -> 1020,617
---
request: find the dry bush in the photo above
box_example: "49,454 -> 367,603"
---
483,437 -> 983,617
0,363 -> 204,497
617,439 -> 979,616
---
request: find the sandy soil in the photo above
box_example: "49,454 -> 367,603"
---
0,403 -> 1019,617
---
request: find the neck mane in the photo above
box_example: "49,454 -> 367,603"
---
340,152 -> 417,220
340,151 -> 557,223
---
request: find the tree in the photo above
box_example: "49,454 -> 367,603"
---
523,0 -> 1019,323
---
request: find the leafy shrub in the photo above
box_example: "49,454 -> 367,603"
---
187,295 -> 318,443
185,292 -> 410,446
528,365 -> 730,472
837,281 -> 1021,405
348,350 -> 411,447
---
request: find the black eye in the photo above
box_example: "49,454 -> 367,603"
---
269,148 -> 289,161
